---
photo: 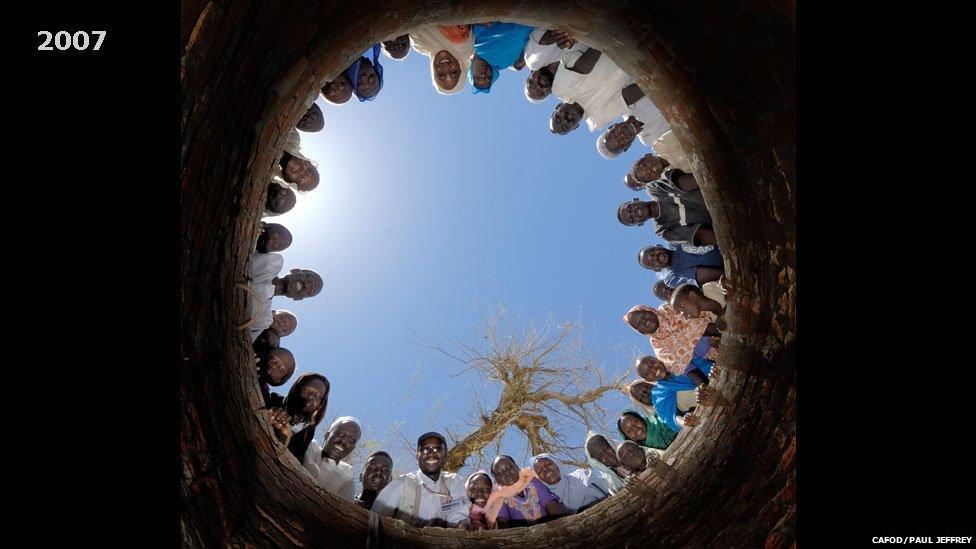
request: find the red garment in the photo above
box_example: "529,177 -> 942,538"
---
438,25 -> 471,44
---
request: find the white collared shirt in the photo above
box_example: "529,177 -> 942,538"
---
372,469 -> 470,527
248,253 -> 284,341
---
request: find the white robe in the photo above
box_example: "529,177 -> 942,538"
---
248,252 -> 284,341
551,50 -> 632,132
303,440 -> 356,500
652,130 -> 693,173
409,26 -> 474,95
523,28 -> 589,70
609,95 -> 670,145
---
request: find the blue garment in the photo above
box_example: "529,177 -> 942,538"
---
652,340 -> 714,433
468,22 -> 534,94
661,244 -> 724,287
344,44 -> 384,102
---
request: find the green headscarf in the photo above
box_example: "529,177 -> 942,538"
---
617,408 -> 678,450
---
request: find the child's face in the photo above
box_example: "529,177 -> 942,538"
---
620,413 -> 648,442
263,348 -> 295,386
467,475 -> 492,507
634,154 -> 669,183
296,104 -> 324,132
625,173 -> 645,192
382,35 -> 410,59
627,310 -> 659,335
639,246 -> 671,271
652,282 -> 673,302
617,442 -> 647,472
258,224 -> 292,253
432,50 -> 462,90
674,294 -> 703,319
270,311 -> 297,336
636,357 -> 667,381
629,383 -> 654,407
356,59 -> 380,98
284,157 -> 319,191
323,74 -> 353,104
471,56 -> 494,90
588,437 -> 620,468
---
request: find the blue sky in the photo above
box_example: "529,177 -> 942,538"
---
265,39 -> 672,481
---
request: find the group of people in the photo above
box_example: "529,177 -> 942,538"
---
241,20 -> 731,531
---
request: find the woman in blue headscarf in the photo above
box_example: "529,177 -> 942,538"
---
344,44 -> 385,102
468,22 -> 535,94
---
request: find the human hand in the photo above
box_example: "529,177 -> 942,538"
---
267,408 -> 291,438
552,30 -> 577,49
697,385 -> 713,406
684,413 -> 701,428
713,317 -> 728,332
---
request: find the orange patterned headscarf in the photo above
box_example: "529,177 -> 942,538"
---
650,304 -> 711,374
438,25 -> 472,44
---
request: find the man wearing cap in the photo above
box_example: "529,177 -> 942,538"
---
372,431 -> 470,528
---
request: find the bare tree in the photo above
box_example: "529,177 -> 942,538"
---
413,309 -> 628,471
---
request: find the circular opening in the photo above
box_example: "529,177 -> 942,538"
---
181,3 -> 795,547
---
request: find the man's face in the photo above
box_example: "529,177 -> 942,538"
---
467,474 -> 492,507
356,59 -> 380,99
258,223 -> 293,254
525,69 -> 552,100
604,118 -> 641,155
629,382 -> 654,407
533,457 -> 561,485
300,378 -> 329,414
263,348 -> 295,386
432,50 -> 462,91
617,442 -> 647,472
296,103 -> 324,132
652,281 -> 674,302
270,311 -> 297,337
550,102 -> 583,134
382,35 -> 410,59
322,74 -> 353,104
619,413 -> 648,442
639,246 -> 671,271
634,154 -> 669,183
627,310 -> 659,335
416,437 -> 447,474
266,184 -> 297,214
625,173 -> 645,192
636,356 -> 667,382
619,201 -> 653,226
362,455 -> 393,492
491,457 -> 520,487
284,157 -> 319,191
471,56 -> 494,90
588,437 -> 620,468
322,420 -> 361,461
281,270 -> 322,300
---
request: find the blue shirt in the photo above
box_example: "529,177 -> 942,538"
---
661,244 -> 723,287
652,339 -> 714,432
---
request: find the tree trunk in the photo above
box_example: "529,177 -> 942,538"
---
180,1 -> 795,547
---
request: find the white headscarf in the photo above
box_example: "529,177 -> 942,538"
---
530,453 -> 590,512
584,431 -> 626,494
409,26 -> 474,95
326,415 -> 361,434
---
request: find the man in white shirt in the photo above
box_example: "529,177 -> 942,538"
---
372,432 -> 470,529
247,252 -> 323,341
303,416 -> 361,501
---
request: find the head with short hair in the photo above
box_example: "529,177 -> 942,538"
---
296,103 -> 325,132
631,153 -> 669,183
598,117 -> 642,159
257,222 -> 293,254
671,283 -> 707,319
490,455 -> 521,487
361,451 -> 394,492
635,355 -> 667,382
652,280 -> 674,302
322,73 -> 353,105
279,269 -> 323,300
257,347 -> 295,386
270,309 -> 298,337
265,182 -> 297,215
281,154 -> 319,192
586,434 -> 620,469
524,67 -> 554,102
550,102 -> 584,134
616,440 -> 647,473
623,305 -> 660,335
381,35 -> 410,60
416,431 -> 448,474
638,245 -> 672,271
321,416 -> 362,462
617,199 -> 654,226
625,172 -> 645,192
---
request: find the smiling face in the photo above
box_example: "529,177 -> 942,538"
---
432,50 -> 462,91
283,157 -> 319,191
604,117 -> 642,154
636,356 -> 667,382
619,412 -> 648,443
362,454 -> 393,492
261,347 -> 295,386
617,200 -> 653,226
266,183 -> 296,214
533,457 -> 561,485
617,441 -> 647,472
673,287 -> 706,319
629,382 -> 655,407
300,378 -> 329,415
633,154 -> 669,183
382,35 -> 410,59
639,246 -> 672,271
270,310 -> 297,337
416,436 -> 447,475
550,102 -> 584,134
652,281 -> 674,302
491,456 -> 520,487
466,473 -> 493,507
322,73 -> 353,104
587,436 -> 620,469
626,309 -> 659,335
322,420 -> 361,461
471,55 -> 494,90
296,103 -> 324,132
280,269 -> 323,300
525,68 -> 553,101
